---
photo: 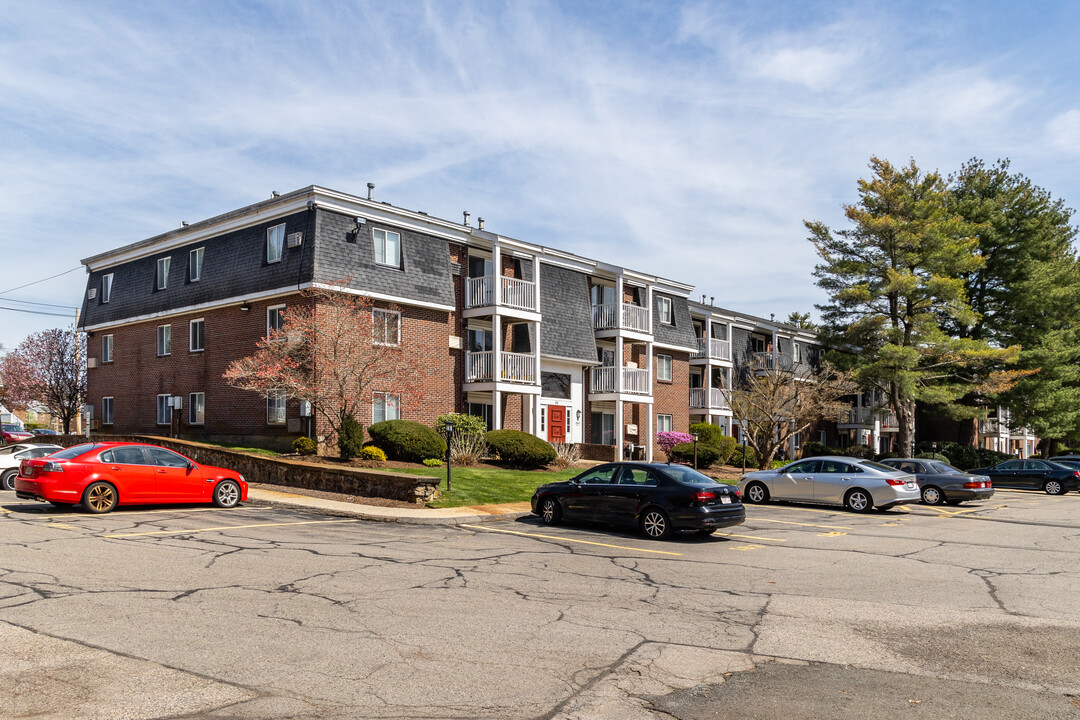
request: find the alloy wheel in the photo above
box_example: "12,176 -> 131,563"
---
87,484 -> 116,512
215,481 -> 240,507
921,487 -> 943,505
846,490 -> 871,513
642,510 -> 668,539
1045,480 -> 1064,495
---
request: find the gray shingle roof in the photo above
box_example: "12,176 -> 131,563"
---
653,293 -> 697,350
540,263 -> 596,362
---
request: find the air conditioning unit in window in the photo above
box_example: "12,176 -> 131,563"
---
87,358 -> 99,369
287,232 -> 303,248
87,288 -> 98,299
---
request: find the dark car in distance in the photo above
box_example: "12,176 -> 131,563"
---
967,458 -> 1080,495
531,462 -> 745,540
878,458 -> 993,505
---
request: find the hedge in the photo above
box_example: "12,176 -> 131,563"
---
484,429 -> 557,469
367,420 -> 447,463
669,442 -> 722,468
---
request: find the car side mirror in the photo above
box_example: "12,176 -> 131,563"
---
187,461 -> 196,471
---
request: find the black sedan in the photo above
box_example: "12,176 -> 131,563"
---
530,462 -> 745,540
967,458 -> 1080,495
878,458 -> 993,505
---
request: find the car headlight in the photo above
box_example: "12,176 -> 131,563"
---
237,474 -> 245,483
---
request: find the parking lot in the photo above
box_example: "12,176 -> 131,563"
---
2,488 -> 1079,719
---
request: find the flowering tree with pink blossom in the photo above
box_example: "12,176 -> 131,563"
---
656,431 -> 694,459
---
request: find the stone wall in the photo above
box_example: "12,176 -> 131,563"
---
28,435 -> 440,504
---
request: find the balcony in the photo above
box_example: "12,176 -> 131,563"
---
979,419 -> 1002,435
592,303 -> 650,334
880,412 -> 899,430
689,387 -> 729,410
691,338 -> 731,361
465,276 -> 537,312
466,351 -> 537,384
839,408 -> 873,426
590,366 -> 650,395
750,351 -> 794,371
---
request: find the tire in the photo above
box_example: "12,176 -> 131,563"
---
844,488 -> 873,513
1044,480 -> 1065,496
744,482 -> 770,504
640,508 -> 673,540
213,480 -> 242,508
921,486 -> 945,505
539,496 -> 562,525
82,482 -> 118,514
1,469 -> 16,492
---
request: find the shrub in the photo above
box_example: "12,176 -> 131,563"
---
436,413 -> 487,464
937,442 -> 1012,470
769,459 -> 787,469
728,444 -> 758,468
656,431 -> 694,458
689,422 -> 725,447
337,415 -> 366,461
801,441 -> 829,458
707,435 -> 738,465
359,446 -> 387,462
423,458 -> 444,467
293,436 -> 318,456
368,420 -> 447,463
485,429 -> 557,469
877,451 -> 899,461
915,452 -> 950,462
669,442 -> 722,468
551,442 -> 582,469
842,445 -> 875,460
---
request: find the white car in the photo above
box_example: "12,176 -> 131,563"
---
738,456 -> 921,512
0,443 -> 63,491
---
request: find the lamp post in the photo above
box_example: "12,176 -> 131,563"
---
443,420 -> 455,494
932,441 -> 938,459
741,435 -> 747,472
692,432 -> 699,470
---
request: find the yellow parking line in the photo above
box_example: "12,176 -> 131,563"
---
713,532 -> 787,542
460,524 -> 684,556
749,504 -> 858,516
752,517 -> 852,530
103,518 -> 360,538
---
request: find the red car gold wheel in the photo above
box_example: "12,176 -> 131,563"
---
84,482 -> 118,513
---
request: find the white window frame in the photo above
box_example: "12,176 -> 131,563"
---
157,324 -> 171,356
101,397 -> 114,425
189,247 -> 204,282
267,389 -> 286,425
657,414 -> 674,433
189,318 -> 205,353
101,273 -> 113,303
793,342 -> 802,363
267,305 -> 285,336
101,334 -> 113,363
156,257 -> 171,290
372,309 -> 401,346
658,296 -> 672,324
657,354 -> 673,382
267,224 -> 286,264
373,228 -> 401,267
156,394 -> 171,425
372,392 -> 401,424
189,392 -> 205,425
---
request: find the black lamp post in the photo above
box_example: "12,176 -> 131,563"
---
692,432 -> 699,470
741,435 -> 747,472
932,441 -> 938,459
443,420 -> 455,494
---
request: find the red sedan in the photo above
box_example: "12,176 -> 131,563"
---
2,424 -> 35,444
15,442 -> 248,513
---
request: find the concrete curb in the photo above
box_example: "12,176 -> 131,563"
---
247,488 -> 533,526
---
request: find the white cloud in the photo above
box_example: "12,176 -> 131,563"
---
1047,109 -> 1080,155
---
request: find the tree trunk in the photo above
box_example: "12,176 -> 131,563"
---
896,400 -> 916,457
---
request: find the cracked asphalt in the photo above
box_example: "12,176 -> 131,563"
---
1,488 -> 1079,719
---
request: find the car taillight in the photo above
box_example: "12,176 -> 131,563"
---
1074,471 -> 1080,479
885,478 -> 907,486
694,491 -> 715,502
964,480 -> 991,489
42,461 -> 64,473
733,488 -> 741,499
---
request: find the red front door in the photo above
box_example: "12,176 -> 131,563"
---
548,406 -> 567,443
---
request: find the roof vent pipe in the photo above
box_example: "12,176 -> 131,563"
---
367,183 -> 375,200
271,191 -> 280,198
478,217 -> 485,230
463,211 -> 471,226
710,296 -> 714,306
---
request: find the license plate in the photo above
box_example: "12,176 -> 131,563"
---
721,496 -> 732,504
907,483 -> 916,489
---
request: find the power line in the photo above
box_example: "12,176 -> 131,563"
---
0,266 -> 83,296
0,304 -> 75,318
0,297 -> 79,310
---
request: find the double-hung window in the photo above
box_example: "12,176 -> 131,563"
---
657,354 -> 673,382
658,296 -> 673,325
156,394 -> 171,425
372,392 -> 401,423
267,224 -> 286,263
373,228 -> 401,267
657,414 -> 674,433
156,257 -> 171,290
101,334 -> 113,363
267,305 -> 285,337
189,247 -> 204,282
157,325 -> 171,356
267,389 -> 286,424
373,309 -> 401,345
101,397 -> 114,425
189,393 -> 205,425
101,274 -> 113,303
189,319 -> 205,352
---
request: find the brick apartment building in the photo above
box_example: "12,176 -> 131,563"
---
78,185 -> 835,461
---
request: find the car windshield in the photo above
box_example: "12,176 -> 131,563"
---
48,443 -> 98,460
858,460 -> 902,473
929,462 -> 964,474
2,424 -> 22,432
657,465 -> 721,486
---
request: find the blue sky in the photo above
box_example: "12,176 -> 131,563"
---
1,0 -> 1078,350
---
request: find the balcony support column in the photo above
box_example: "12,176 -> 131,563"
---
616,399 -> 625,461
492,241 -> 502,310
616,337 -> 625,394
646,401 -> 653,462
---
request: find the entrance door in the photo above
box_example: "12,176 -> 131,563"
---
548,406 -> 567,443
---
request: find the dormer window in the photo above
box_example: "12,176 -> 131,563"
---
658,296 -> 673,324
189,247 -> 204,282
156,257 -> 171,290
101,274 -> 113,303
267,224 -> 285,263
373,228 -> 400,267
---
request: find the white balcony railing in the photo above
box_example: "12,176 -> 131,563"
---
880,412 -> 899,429
592,303 -> 651,333
689,388 -> 729,409
692,338 -> 732,361
750,351 -> 794,371
590,366 -> 650,395
467,351 -> 537,384
979,419 -> 1002,434
839,408 -> 873,425
465,275 -> 537,312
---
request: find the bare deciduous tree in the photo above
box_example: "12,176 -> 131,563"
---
0,328 -> 86,434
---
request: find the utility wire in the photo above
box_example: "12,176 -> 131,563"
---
0,304 -> 75,318
0,297 -> 79,310
0,266 -> 83,296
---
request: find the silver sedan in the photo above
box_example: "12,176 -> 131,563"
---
738,456 -> 921,512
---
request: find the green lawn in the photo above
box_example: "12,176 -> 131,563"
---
391,466 -> 581,508
203,442 -> 283,457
